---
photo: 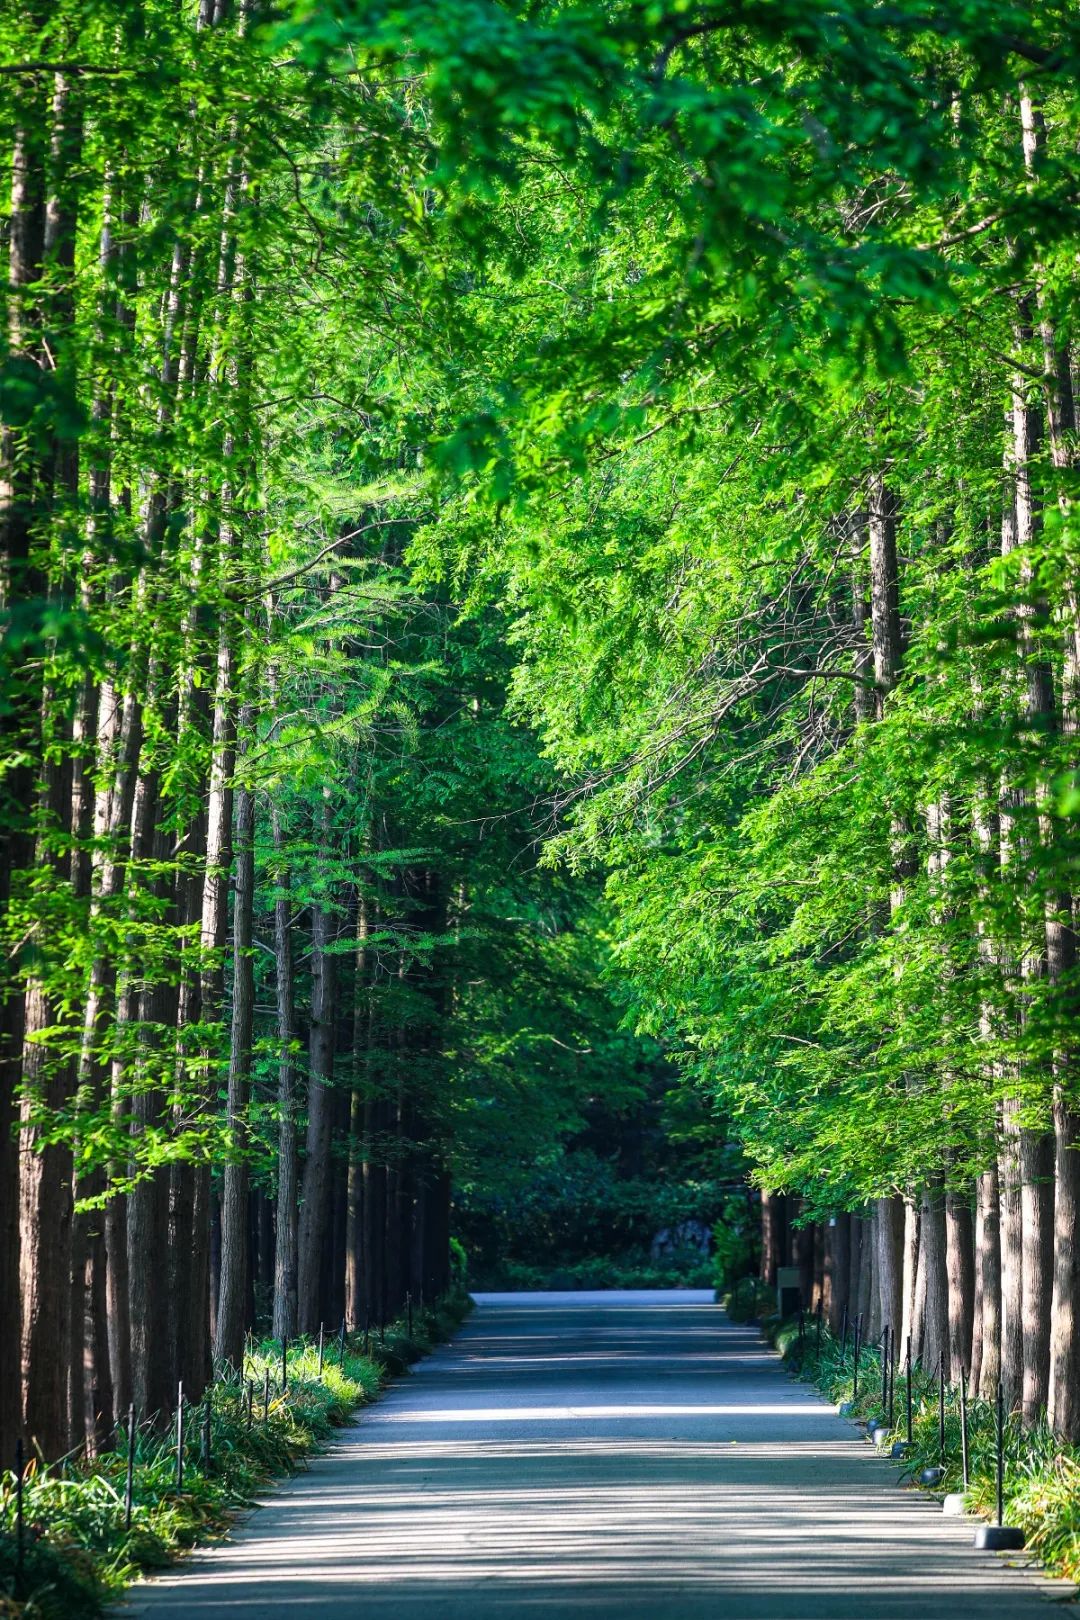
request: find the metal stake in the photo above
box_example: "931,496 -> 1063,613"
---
407,1291 -> 413,1338
841,1306 -> 848,1361
263,1367 -> 270,1424
15,1436 -> 25,1586
960,1367 -> 970,1490
125,1404 -> 136,1532
881,1326 -> 889,1412
318,1323 -> 325,1375
905,1338 -> 913,1444
816,1299 -> 822,1353
201,1391 -> 212,1468
246,1379 -> 253,1432
853,1313 -> 862,1400
938,1351 -> 946,1465
175,1383 -> 184,1491
996,1379 -> 1005,1525
339,1317 -> 347,1369
281,1335 -> 288,1395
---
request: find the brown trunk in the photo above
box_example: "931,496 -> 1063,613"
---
826,1213 -> 850,1331
974,1165 -> 1001,1397
874,1195 -> 903,1345
999,1101 -> 1024,1409
271,805 -> 299,1343
215,768 -> 254,1367
898,1198 -> 919,1366
297,796 -> 338,1334
945,1191 -> 974,1381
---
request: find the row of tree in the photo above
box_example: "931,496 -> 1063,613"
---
376,4 -> 1080,1441
0,0 -> 674,1466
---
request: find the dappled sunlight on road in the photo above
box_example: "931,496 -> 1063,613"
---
126,1294 -> 1063,1620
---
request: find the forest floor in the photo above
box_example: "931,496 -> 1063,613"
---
119,1291 -> 1072,1619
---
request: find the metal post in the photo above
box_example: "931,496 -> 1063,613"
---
125,1404 -> 136,1532
887,1330 -> 895,1427
906,1338 -> 913,1444
881,1326 -> 889,1412
318,1323 -> 325,1375
15,1436 -> 25,1586
816,1299 -> 822,1353
263,1367 -> 270,1424
407,1291 -> 413,1338
960,1367 -> 969,1490
246,1379 -> 253,1431
1003,1373 -> 1010,1522
175,1383 -> 184,1491
201,1391 -> 212,1468
798,1306 -> 804,1355
281,1335 -> 287,1396
841,1306 -> 848,1361
853,1313 -> 861,1400
339,1317 -> 347,1369
938,1351 -> 946,1465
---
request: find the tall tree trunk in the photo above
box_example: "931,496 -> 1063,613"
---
297,794 -> 338,1334
271,805 -> 299,1343
973,1165 -> 1001,1397
215,757 -> 254,1367
944,1191 -> 974,1381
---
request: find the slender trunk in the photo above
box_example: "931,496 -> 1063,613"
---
974,1165 -> 1001,1397
271,806 -> 299,1342
944,1192 -> 974,1381
297,795 -> 338,1334
215,761 -> 254,1367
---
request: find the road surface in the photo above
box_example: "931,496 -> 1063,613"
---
124,1290 -> 1069,1619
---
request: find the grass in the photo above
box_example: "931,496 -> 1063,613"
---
0,1291 -> 472,1619
725,1281 -> 1080,1584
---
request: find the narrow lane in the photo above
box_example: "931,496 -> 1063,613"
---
124,1291 -> 1066,1619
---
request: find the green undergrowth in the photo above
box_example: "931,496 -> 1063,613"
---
0,1291 -> 472,1620
725,1282 -> 1080,1585
474,1255 -> 715,1291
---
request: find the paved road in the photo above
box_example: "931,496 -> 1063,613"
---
124,1291 -> 1069,1619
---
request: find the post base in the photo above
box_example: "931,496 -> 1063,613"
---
919,1465 -> 946,1487
870,1425 -> 891,1446
942,1493 -> 968,1516
974,1524 -> 1025,1552
890,1441 -> 912,1459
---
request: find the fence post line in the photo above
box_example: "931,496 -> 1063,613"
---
318,1322 -> 325,1375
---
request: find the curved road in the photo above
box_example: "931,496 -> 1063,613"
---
125,1291 -> 1068,1619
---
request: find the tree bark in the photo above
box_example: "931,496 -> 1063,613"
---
297,794 -> 338,1334
271,805 -> 299,1343
215,763 -> 254,1367
945,1191 -> 974,1381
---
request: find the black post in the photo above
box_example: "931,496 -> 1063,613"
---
407,1291 -> 413,1338
125,1404 -> 136,1532
853,1313 -> 861,1400
881,1326 -> 889,1412
816,1299 -> 822,1353
905,1338 -> 913,1445
996,1379 -> 1005,1527
175,1383 -> 185,1491
841,1306 -> 848,1361
263,1367 -> 270,1424
960,1367 -> 969,1490
246,1379 -> 254,1432
339,1317 -> 347,1369
798,1306 -> 804,1356
363,1308 -> 370,1356
318,1323 -> 325,1375
201,1391 -> 212,1468
282,1335 -> 288,1395
887,1330 -> 895,1427
15,1436 -> 25,1587
938,1351 -> 946,1465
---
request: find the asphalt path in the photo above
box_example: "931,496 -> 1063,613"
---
123,1290 -> 1070,1619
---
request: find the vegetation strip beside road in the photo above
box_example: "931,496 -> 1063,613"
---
729,1289 -> 1080,1585
0,1293 -> 471,1620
